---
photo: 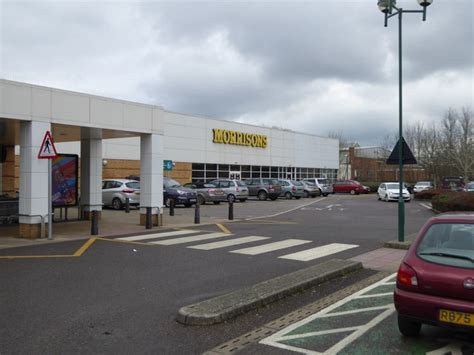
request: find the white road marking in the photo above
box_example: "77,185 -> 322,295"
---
117,229 -> 199,241
188,236 -> 270,250
355,292 -> 394,299
420,202 -> 432,210
279,243 -> 359,262
426,343 -> 464,355
149,232 -> 231,245
230,239 -> 311,255
246,197 -> 326,220
260,273 -> 397,354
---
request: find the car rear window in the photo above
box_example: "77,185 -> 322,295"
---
125,182 -> 140,189
317,179 -> 329,185
417,223 -> 474,269
293,181 -> 303,186
236,181 -> 247,187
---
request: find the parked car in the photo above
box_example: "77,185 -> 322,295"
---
361,185 -> 370,194
465,182 -> 474,192
303,178 -> 333,196
243,178 -> 282,201
441,176 -> 465,191
210,179 -> 249,203
102,179 -> 140,210
377,182 -> 411,202
183,182 -> 226,205
301,181 -> 320,198
163,177 -> 197,207
413,181 -> 434,194
394,213 -> 474,337
279,179 -> 304,199
333,180 -> 365,195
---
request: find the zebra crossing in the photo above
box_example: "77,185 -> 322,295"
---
115,229 -> 359,262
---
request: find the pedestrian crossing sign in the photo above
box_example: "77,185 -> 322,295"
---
38,131 -> 58,159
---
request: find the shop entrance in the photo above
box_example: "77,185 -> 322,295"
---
229,171 -> 241,180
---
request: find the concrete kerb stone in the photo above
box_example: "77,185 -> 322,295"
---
176,258 -> 363,325
384,240 -> 412,250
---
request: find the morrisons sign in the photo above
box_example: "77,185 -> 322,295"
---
212,128 -> 268,148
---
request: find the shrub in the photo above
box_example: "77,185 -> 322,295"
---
414,189 -> 450,200
431,192 -> 474,212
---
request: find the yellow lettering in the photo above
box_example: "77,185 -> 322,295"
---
212,129 -> 267,148
230,131 -> 237,144
256,135 -> 263,148
262,136 -> 267,148
237,132 -> 243,145
223,130 -> 231,144
251,135 -> 258,147
213,129 -> 224,143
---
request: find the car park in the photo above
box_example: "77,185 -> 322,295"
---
210,179 -> 249,203
303,178 -> 333,196
333,180 -> 365,195
377,182 -> 411,202
394,213 -> 474,336
301,181 -> 320,198
163,177 -> 197,207
279,179 -> 304,199
243,178 -> 282,201
413,181 -> 434,194
102,179 -> 140,210
183,182 -> 226,205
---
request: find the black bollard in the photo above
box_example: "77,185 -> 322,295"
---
169,199 -> 175,216
91,210 -> 99,235
146,207 -> 152,229
228,201 -> 234,220
194,202 -> 200,224
125,198 -> 130,213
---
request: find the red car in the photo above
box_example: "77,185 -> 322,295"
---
394,213 -> 474,336
333,180 -> 365,195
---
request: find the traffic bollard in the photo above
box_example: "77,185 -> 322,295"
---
228,201 -> 234,220
194,202 -> 200,224
125,198 -> 130,213
170,199 -> 175,216
146,207 -> 152,229
91,210 -> 99,235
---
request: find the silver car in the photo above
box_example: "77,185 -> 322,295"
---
210,179 -> 249,203
413,181 -> 434,194
102,179 -> 140,210
304,178 -> 333,196
279,179 -> 304,199
183,182 -> 227,205
301,181 -> 320,198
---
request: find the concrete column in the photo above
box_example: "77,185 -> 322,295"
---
139,133 -> 163,226
19,121 -> 50,239
80,131 -> 103,220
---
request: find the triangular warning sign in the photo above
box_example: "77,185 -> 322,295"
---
386,137 -> 417,165
38,131 -> 58,159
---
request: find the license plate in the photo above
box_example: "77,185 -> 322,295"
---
439,309 -> 474,327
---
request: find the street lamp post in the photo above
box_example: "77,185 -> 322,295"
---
377,0 -> 433,243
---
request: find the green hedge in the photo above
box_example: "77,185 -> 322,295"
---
431,192 -> 474,212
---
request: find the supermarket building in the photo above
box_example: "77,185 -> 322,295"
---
0,79 -> 339,238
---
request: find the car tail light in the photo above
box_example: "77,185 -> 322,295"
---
122,189 -> 135,193
208,188 -> 216,193
292,186 -> 296,192
269,185 -> 273,189
397,263 -> 418,288
236,187 -> 240,192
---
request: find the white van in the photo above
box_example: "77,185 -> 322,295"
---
303,178 -> 333,196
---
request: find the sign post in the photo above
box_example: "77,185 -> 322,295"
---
38,131 -> 58,240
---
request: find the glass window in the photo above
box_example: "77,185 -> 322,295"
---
125,182 -> 140,189
241,165 -> 250,172
206,171 -> 217,179
237,180 -> 247,187
206,164 -> 217,171
193,170 -> 204,179
241,171 -> 250,179
192,163 -> 205,170
164,178 -> 181,188
230,165 -> 240,171
219,164 -> 229,172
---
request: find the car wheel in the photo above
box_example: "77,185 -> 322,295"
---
213,201 -> 221,205
164,197 -> 174,208
303,191 -> 309,198
350,190 -> 356,195
384,194 -> 389,202
257,191 -> 268,201
270,196 -> 278,201
323,193 -> 328,197
239,199 -> 246,203
285,191 -> 292,199
378,194 -> 381,201
397,314 -> 421,337
227,194 -> 236,203
112,198 -> 123,210
197,195 -> 205,205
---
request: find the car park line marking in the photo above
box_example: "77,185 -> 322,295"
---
230,239 -> 311,255
246,197 -> 326,221
260,273 -> 397,354
149,232 -> 231,245
117,229 -> 200,241
216,223 -> 231,234
188,236 -> 270,250
355,292 -> 394,299
279,243 -> 359,262
73,237 -> 97,256
420,202 -> 432,210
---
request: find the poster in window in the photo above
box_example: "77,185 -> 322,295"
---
52,154 -> 78,207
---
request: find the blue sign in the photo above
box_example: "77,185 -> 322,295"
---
163,160 -> 173,171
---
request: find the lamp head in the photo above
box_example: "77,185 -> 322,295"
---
377,0 -> 395,13
417,0 -> 433,7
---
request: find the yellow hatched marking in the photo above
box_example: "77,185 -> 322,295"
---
73,238 -> 97,256
216,223 -> 232,234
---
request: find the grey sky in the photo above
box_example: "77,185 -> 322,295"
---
1,0 -> 472,145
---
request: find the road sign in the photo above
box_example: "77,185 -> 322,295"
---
163,160 -> 173,171
386,137 -> 417,165
38,131 -> 58,159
